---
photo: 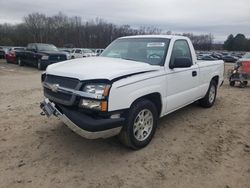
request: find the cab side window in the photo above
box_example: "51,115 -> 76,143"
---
170,40 -> 192,68
32,44 -> 37,51
27,44 -> 33,51
75,49 -> 81,54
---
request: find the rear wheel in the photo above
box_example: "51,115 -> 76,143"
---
229,81 -> 235,87
118,99 -> 158,149
199,80 -> 217,108
240,81 -> 248,88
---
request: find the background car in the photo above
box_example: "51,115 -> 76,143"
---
5,47 -> 25,63
222,55 -> 239,63
198,55 -> 218,61
238,52 -> 250,61
0,47 -> 5,59
211,53 -> 223,60
18,43 -> 67,70
93,49 -> 104,56
58,48 -> 72,60
70,48 -> 96,59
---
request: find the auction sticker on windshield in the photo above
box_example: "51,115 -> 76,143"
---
147,42 -> 165,47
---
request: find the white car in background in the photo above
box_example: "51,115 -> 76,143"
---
93,49 -> 104,56
70,48 -> 96,59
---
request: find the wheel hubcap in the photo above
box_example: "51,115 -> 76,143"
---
133,109 -> 153,141
209,85 -> 216,103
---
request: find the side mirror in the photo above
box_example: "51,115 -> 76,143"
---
170,57 -> 192,69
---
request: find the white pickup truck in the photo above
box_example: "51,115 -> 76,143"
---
40,35 -> 224,149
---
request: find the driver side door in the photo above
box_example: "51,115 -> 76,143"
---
166,40 -> 200,113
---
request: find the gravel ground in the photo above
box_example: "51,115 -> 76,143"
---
0,60 -> 249,188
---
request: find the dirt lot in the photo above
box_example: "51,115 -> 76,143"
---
0,59 -> 249,188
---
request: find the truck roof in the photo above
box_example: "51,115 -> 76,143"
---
120,35 -> 189,40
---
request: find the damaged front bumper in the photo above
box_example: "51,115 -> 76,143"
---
40,98 -> 124,139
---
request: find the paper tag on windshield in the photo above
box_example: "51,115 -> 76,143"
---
147,42 -> 165,47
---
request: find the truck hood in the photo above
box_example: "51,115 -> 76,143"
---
46,57 -> 161,81
38,51 -> 67,56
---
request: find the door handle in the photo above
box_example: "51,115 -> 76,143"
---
192,71 -> 197,77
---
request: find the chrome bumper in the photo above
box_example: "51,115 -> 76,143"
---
40,98 -> 122,139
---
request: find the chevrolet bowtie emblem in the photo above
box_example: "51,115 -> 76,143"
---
51,84 -> 59,92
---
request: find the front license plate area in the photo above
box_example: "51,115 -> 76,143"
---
40,99 -> 56,117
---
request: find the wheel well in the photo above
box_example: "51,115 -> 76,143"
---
212,76 -> 219,86
132,93 -> 162,116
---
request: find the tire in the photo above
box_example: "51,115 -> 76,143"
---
239,81 -> 247,88
17,57 -> 23,66
229,81 -> 235,87
199,80 -> 217,108
118,99 -> 158,149
71,56 -> 75,59
37,60 -> 44,70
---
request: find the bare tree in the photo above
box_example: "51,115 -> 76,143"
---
0,12 -> 217,51
24,13 -> 47,42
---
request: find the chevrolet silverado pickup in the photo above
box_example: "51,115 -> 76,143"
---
18,43 -> 67,70
40,35 -> 224,149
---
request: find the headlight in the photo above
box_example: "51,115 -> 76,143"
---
41,55 -> 49,60
80,83 -> 110,111
83,83 -> 110,98
79,99 -> 108,111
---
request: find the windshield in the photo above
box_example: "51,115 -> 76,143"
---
14,47 -> 24,51
243,53 -> 250,59
83,49 -> 93,53
75,49 -> 81,53
101,38 -> 170,66
37,44 -> 58,51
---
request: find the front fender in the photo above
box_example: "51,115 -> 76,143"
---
108,74 -> 166,112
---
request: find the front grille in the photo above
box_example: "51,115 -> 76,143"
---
44,75 -> 80,105
49,55 -> 67,61
45,75 -> 79,89
44,87 -> 72,101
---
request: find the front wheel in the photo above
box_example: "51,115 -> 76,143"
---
118,99 -> 158,149
17,57 -> 23,66
199,80 -> 217,108
37,60 -> 44,70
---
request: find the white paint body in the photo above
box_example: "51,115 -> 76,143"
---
46,35 -> 224,117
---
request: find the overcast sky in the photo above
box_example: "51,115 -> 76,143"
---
0,0 -> 250,42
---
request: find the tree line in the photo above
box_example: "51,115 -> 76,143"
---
224,34 -> 250,51
0,12 -> 214,50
